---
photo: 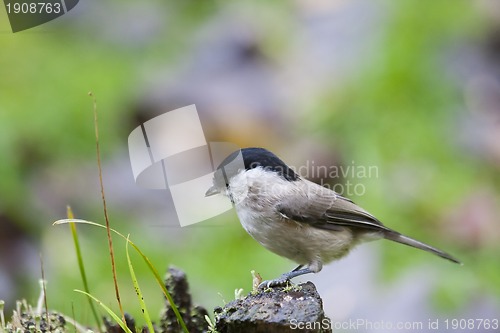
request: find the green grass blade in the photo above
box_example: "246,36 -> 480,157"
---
74,290 -> 133,333
131,245 -> 189,333
67,207 -> 102,332
126,235 -> 155,333
55,219 -> 190,333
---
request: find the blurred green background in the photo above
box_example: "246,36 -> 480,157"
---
1,0 -> 499,331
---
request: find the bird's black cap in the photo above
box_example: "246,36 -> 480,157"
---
217,147 -> 299,182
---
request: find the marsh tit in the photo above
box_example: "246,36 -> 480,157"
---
205,148 -> 461,287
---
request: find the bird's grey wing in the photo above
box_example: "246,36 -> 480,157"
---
277,182 -> 391,233
277,181 -> 462,264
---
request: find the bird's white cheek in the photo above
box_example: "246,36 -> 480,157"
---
227,177 -> 251,204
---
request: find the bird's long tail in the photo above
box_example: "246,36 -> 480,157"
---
383,231 -> 462,264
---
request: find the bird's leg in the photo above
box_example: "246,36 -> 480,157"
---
258,266 -> 314,289
280,267 -> 315,280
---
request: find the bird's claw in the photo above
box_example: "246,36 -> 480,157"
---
258,277 -> 291,289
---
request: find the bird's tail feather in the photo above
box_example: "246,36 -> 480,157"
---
383,231 -> 462,264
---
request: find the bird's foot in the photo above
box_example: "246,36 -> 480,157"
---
258,267 -> 314,289
258,276 -> 292,289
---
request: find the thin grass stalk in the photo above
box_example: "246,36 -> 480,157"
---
89,92 -> 125,324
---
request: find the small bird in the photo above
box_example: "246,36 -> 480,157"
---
205,147 -> 461,287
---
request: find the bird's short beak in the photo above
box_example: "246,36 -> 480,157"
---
205,185 -> 219,197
